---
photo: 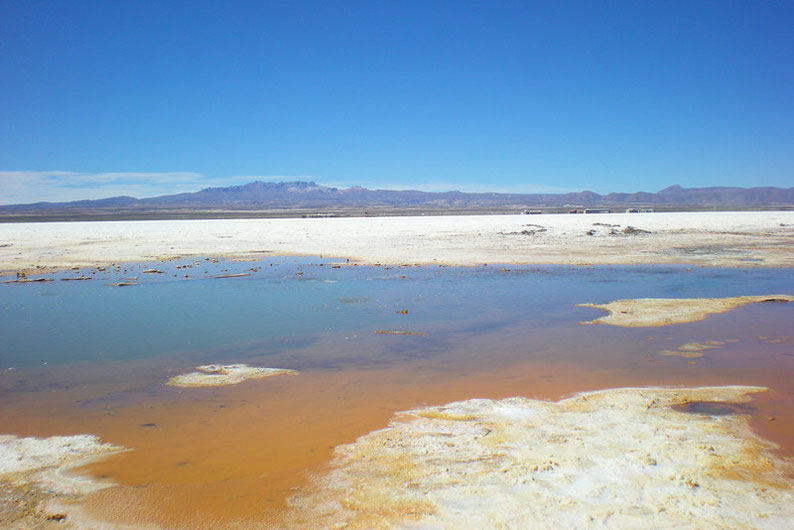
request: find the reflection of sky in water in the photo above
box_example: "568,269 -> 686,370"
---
1,259 -> 793,370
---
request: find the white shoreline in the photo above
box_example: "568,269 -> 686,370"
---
1,211 -> 794,273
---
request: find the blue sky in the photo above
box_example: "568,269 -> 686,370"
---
1,1 -> 792,204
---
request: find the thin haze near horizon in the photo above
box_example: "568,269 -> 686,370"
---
1,1 -> 792,205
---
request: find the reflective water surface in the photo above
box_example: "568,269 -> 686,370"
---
1,259 -> 793,527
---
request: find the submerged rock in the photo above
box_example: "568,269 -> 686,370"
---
166,364 -> 298,387
288,386 -> 793,528
659,341 -> 726,358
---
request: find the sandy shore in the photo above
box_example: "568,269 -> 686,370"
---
1,211 -> 793,273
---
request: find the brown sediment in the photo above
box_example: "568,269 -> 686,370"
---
375,330 -> 426,336
578,294 -> 794,327
1,278 -> 53,284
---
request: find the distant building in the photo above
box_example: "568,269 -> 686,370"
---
584,209 -> 612,214
521,209 -> 542,215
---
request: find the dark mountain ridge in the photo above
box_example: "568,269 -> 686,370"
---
2,182 -> 793,218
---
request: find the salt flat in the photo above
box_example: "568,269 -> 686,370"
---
1,211 -> 793,273
2,212 -> 793,527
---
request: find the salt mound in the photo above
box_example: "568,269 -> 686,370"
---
578,294 -> 794,327
0,434 -> 123,525
0,434 -> 119,478
166,364 -> 298,387
288,386 -> 794,528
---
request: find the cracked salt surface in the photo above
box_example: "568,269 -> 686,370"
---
289,386 -> 794,528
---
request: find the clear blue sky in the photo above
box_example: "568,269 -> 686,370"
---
1,1 -> 792,203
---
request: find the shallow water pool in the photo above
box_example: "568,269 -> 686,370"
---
1,259 -> 793,527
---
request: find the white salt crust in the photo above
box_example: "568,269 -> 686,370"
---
0,435 -> 120,489
0,434 -> 124,527
578,294 -> 794,327
288,386 -> 794,529
2,211 -> 794,271
166,364 -> 298,387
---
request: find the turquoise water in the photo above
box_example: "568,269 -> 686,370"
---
2,258 -> 793,371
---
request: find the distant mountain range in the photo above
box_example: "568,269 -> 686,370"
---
2,181 -> 793,220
